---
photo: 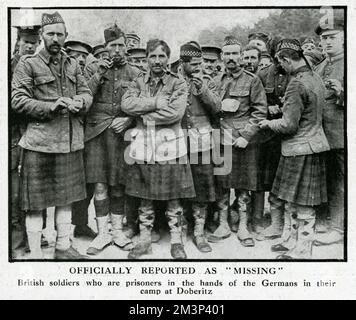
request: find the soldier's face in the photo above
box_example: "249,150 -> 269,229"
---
106,37 -> 127,61
249,39 -> 267,52
320,31 -> 344,56
202,57 -> 218,75
67,49 -> 88,70
276,55 -> 292,74
132,57 -> 148,71
18,36 -> 40,56
242,49 -> 260,74
42,23 -> 67,55
147,45 -> 169,75
126,38 -> 140,50
222,44 -> 241,71
182,57 -> 202,77
302,42 -> 315,53
259,57 -> 272,69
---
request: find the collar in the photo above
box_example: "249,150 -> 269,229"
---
144,70 -> 170,84
38,48 -> 70,65
291,65 -> 310,76
327,51 -> 344,63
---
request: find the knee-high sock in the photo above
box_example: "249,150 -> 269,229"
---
55,206 -> 72,251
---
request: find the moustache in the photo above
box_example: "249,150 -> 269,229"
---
227,60 -> 236,64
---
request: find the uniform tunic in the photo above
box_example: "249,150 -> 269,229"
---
269,66 -> 330,206
214,68 -> 267,191
12,49 -> 92,210
121,71 -> 195,200
84,60 -> 140,192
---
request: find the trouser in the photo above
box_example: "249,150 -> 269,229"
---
72,184 -> 95,226
139,199 -> 184,244
326,149 -> 344,232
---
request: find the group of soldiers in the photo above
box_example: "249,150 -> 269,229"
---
10,10 -> 344,260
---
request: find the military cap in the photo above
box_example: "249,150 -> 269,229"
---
201,45 -> 221,60
41,11 -> 65,27
248,32 -> 269,44
301,37 -> 315,46
315,14 -> 344,36
64,40 -> 92,55
126,33 -> 140,42
261,51 -> 272,60
304,49 -> 325,65
92,44 -> 108,57
104,24 -> 125,44
222,35 -> 241,47
13,24 -> 41,42
275,38 -> 303,54
180,41 -> 202,58
127,47 -> 146,58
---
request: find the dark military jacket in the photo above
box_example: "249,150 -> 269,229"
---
84,60 -> 141,142
268,66 -> 330,157
214,68 -> 267,145
180,72 -> 220,153
12,49 -> 93,153
315,52 -> 344,149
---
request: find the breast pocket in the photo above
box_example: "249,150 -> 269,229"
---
66,73 -> 77,96
34,75 -> 58,101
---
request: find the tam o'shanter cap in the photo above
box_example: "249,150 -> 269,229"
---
64,40 -> 93,55
41,11 -> 65,27
104,24 -> 125,44
222,35 -> 241,47
180,41 -> 202,58
276,38 -> 303,54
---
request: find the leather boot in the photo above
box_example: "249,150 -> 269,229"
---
229,199 -> 239,233
128,200 -> 154,259
277,205 -> 315,260
236,191 -> 254,247
111,214 -> 133,251
192,203 -> 212,253
256,193 -> 283,241
86,215 -> 112,255
208,192 -> 231,242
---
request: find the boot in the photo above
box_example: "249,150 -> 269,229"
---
27,231 -> 43,259
314,228 -> 344,246
251,191 -> 265,233
208,193 -> 231,242
111,214 -> 133,250
192,204 -> 212,253
86,215 -> 112,255
236,191 -> 254,247
271,210 -> 296,252
256,193 -> 283,241
277,205 -> 315,260
128,200 -> 154,259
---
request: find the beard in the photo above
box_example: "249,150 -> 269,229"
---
46,42 -> 61,55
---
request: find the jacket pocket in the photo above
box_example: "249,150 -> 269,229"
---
34,75 -> 58,100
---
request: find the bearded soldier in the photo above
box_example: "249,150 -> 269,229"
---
12,12 -> 92,259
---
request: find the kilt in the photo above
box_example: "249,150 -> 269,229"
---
84,128 -> 128,189
190,151 -> 216,203
272,153 -> 327,206
217,144 -> 264,191
125,158 -> 196,201
260,136 -> 281,191
20,149 -> 86,211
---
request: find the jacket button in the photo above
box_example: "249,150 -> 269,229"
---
188,125 -> 191,129
187,114 -> 190,118
220,117 -> 223,121
36,122 -> 40,126
62,86 -> 66,90
114,90 -> 118,94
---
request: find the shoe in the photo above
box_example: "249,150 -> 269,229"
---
314,229 -> 344,246
256,225 -> 282,241
86,234 -> 112,255
238,237 -> 255,247
151,229 -> 161,243
271,243 -> 289,252
170,243 -> 187,260
193,236 -> 212,253
74,225 -> 97,239
276,254 -> 293,260
128,242 -> 152,259
55,246 -> 87,260
41,235 -> 49,248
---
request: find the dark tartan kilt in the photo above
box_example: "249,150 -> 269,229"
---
217,144 -> 264,191
272,153 -> 327,206
124,157 -> 196,201
20,149 -> 86,211
189,151 -> 216,203
84,128 -> 128,189
260,136 -> 282,191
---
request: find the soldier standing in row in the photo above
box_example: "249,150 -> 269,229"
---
201,45 -> 222,78
64,40 -> 92,73
259,39 -> 329,259
82,24 -> 140,255
314,15 -> 345,246
122,39 -> 195,259
179,41 -> 220,252
127,47 -> 148,72
12,12 -> 92,259
211,36 -> 267,247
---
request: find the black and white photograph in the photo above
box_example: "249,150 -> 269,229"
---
7,4 -> 346,262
